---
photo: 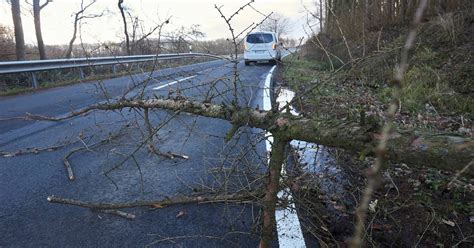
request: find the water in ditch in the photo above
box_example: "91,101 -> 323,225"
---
277,87 -> 357,244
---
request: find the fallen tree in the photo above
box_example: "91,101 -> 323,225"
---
10,81 -> 472,248
22,98 -> 473,174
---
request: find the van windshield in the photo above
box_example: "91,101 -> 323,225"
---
246,33 -> 274,44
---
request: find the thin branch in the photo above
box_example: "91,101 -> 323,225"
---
350,1 -> 429,247
47,192 -> 261,210
39,0 -> 51,10
95,209 -> 136,220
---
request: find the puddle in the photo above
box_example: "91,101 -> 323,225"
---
276,86 -> 357,243
276,87 -> 352,198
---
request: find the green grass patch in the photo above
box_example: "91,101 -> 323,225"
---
379,64 -> 473,116
283,58 -> 337,87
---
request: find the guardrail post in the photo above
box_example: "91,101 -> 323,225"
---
112,65 -> 117,74
30,72 -> 38,89
79,68 -> 85,79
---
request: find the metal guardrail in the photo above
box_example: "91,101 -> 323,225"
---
0,52 -> 224,88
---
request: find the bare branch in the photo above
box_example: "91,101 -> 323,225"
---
47,192 -> 261,210
350,1 -> 429,247
13,97 -> 472,175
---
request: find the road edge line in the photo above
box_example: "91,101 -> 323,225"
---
263,64 -> 306,248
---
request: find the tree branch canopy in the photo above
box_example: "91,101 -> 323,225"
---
26,98 -> 473,175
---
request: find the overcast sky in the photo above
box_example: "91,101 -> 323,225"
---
0,0 -> 315,45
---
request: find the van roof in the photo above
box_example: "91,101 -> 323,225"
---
248,31 -> 275,35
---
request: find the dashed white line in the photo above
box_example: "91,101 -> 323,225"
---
152,75 -> 197,90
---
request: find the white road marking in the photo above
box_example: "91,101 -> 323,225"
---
152,75 -> 197,90
263,63 -> 306,248
262,66 -> 276,111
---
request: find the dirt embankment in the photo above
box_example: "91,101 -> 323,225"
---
281,9 -> 473,247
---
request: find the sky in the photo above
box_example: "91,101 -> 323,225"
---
0,0 -> 315,45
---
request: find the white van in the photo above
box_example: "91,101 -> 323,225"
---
244,32 -> 281,66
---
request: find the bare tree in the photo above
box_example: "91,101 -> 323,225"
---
116,1 -> 169,55
319,0 -> 323,31
65,0 -> 102,59
118,0 -> 130,55
129,15 -> 170,55
259,12 -> 291,38
163,25 -> 204,53
307,0 -> 324,32
10,0 -> 26,60
0,24 -> 15,60
33,0 -> 52,60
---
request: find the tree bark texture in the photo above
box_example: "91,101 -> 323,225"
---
11,0 -> 25,61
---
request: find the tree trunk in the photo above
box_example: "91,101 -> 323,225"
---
400,0 -> 407,23
65,15 -> 79,59
27,98 -> 474,176
65,0 -> 100,59
118,0 -> 131,55
319,0 -> 323,32
386,0 -> 394,24
33,0 -> 47,60
406,0 -> 415,20
325,0 -> 331,34
11,0 -> 25,61
362,0 -> 368,55
259,136 -> 287,248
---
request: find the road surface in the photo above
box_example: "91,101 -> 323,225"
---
0,57 -> 288,247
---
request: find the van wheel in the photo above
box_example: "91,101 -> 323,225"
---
245,61 -> 250,66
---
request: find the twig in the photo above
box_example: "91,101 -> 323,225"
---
453,235 -> 474,248
146,232 -> 249,247
447,160 -> 473,189
63,159 -> 75,181
226,0 -> 255,23
349,1 -> 428,247
0,143 -> 72,158
327,5 -> 353,63
63,131 -> 122,181
95,209 -> 136,220
414,207 -> 436,247
103,111 -> 182,182
47,192 -> 261,210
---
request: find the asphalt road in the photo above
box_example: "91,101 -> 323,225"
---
0,58 -> 283,247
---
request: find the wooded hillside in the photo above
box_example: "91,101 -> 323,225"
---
281,1 -> 473,246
